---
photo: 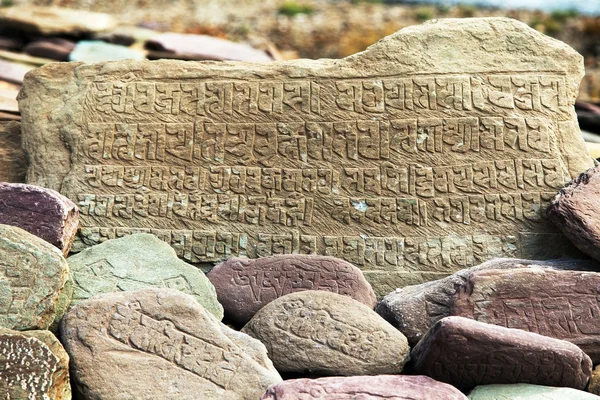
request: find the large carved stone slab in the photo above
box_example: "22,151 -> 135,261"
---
60,288 -> 281,400
0,328 -> 71,400
18,18 -> 593,295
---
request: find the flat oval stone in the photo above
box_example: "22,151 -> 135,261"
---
409,316 -> 592,392
468,383 -> 600,399
23,38 -> 76,61
60,288 -> 281,400
0,328 -> 71,400
208,255 -> 377,326
261,375 -> 468,399
0,183 -> 79,256
66,233 -> 223,320
0,224 -> 70,330
242,290 -> 409,376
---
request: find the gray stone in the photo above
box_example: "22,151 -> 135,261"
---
66,233 -> 223,319
60,288 -> 281,400
69,40 -> 146,63
242,290 -> 409,376
468,383 -> 600,399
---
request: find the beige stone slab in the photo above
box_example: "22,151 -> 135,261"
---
18,18 -> 594,295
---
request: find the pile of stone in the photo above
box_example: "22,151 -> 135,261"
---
5,15 -> 600,399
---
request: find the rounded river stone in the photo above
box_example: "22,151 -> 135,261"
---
0,224 -> 70,330
60,288 -> 281,400
468,383 -> 600,399
242,290 -> 409,376
208,254 -> 377,326
66,233 -> 223,319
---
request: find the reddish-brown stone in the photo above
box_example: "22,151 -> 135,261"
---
0,183 -> 78,255
260,375 -> 468,400
409,316 -> 592,392
208,255 -> 377,326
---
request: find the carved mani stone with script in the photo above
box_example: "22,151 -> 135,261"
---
208,255 -> 376,325
0,328 -> 71,400
408,316 -> 592,392
66,233 -> 224,319
0,183 -> 79,256
18,18 -> 593,296
242,290 -> 409,376
60,288 -> 281,400
0,224 -> 70,331
450,268 -> 600,363
375,257 -> 600,347
260,375 -> 468,400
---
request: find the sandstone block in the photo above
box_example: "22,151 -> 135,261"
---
208,255 -> 376,325
409,316 -> 592,392
0,224 -> 70,330
66,233 -> 223,319
468,383 -> 600,399
60,288 -> 281,400
0,121 -> 26,183
242,290 -> 409,376
0,328 -> 71,400
0,183 -> 79,256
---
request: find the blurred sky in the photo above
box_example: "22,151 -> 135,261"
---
420,0 -> 600,14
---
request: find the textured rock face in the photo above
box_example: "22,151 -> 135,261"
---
450,268 -> 600,362
60,288 -> 281,400
0,224 -> 70,331
409,316 -> 592,392
0,183 -> 79,256
242,290 -> 409,376
66,233 -> 223,319
589,365 -> 600,395
375,258 -> 600,347
0,328 -> 71,400
208,255 -> 376,325
18,18 -> 592,295
467,384 -> 600,399
0,121 -> 26,183
261,375 -> 468,400
548,165 -> 600,261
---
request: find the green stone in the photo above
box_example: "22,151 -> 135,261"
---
468,384 -> 600,399
66,233 -> 223,319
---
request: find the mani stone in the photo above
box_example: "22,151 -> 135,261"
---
375,257 -> 600,347
0,328 -> 71,400
408,316 -> 592,392
0,121 -> 26,183
261,375 -> 468,400
0,183 -> 79,256
241,290 -> 409,376
548,165 -> 600,262
60,288 -> 281,400
66,233 -> 224,319
0,224 -> 70,331
18,18 -> 593,297
449,268 -> 600,363
467,384 -> 600,399
207,254 -> 377,326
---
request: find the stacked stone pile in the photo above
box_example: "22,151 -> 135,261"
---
5,16 -> 600,399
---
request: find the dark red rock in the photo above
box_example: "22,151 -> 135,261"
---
260,375 -> 468,400
208,255 -> 377,326
0,183 -> 78,255
548,165 -> 600,262
409,316 -> 592,392
23,38 -> 76,61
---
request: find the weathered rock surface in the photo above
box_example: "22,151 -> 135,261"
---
0,328 -> 71,400
409,316 -> 592,392
548,165 -> 600,261
19,19 -> 592,295
69,40 -> 146,63
0,183 -> 79,256
60,288 -> 281,400
208,255 -> 376,325
468,383 -> 600,399
0,6 -> 117,35
242,290 -> 409,376
0,121 -> 25,183
450,268 -> 600,362
261,375 -> 468,399
0,224 -> 70,330
375,258 -> 600,346
589,365 -> 600,395
66,233 -> 223,319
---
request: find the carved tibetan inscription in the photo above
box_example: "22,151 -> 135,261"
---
18,18 -> 593,294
